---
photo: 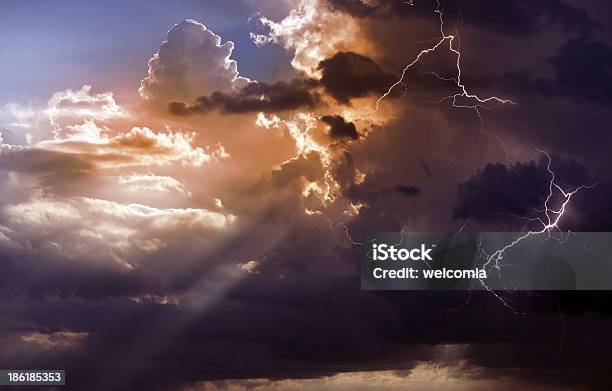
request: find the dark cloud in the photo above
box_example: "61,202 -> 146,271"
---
3,2 -> 612,391
325,0 -> 378,17
0,250 -> 167,300
452,156 -> 601,229
441,0 -> 595,37
329,148 -> 358,190
395,184 -> 421,197
168,78 -> 320,115
341,167 -> 426,239
320,115 -> 360,140
3,263 -> 612,390
551,38 -> 612,103
476,72 -> 612,165
453,161 -> 549,225
318,52 -> 397,104
327,0 -> 595,37
498,37 -> 612,104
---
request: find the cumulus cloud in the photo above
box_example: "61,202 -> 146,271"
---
1,86 -> 129,144
45,85 -> 129,139
0,84 -> 233,204
140,19 -> 251,104
249,0 -> 370,77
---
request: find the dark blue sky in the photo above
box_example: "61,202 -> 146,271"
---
0,0 -> 294,104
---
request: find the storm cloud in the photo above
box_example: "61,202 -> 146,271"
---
1,1 -> 612,390
318,51 -> 397,104
168,78 -> 320,115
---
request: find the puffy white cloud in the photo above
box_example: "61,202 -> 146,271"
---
1,85 -> 130,144
0,85 -> 230,179
250,0 -> 367,77
140,19 -> 251,104
0,84 -> 237,220
255,112 -> 328,159
45,85 -> 129,140
244,0 -> 299,20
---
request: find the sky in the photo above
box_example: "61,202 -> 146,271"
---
0,0 -> 295,104
1,0 -> 612,390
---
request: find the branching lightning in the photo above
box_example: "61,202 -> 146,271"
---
376,0 -> 516,113
481,150 -> 599,273
290,0 -> 600,325
474,150 -> 600,314
386,4 -> 591,316
374,2 -> 600,318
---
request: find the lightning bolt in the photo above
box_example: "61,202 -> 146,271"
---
366,1 -> 602,346
376,0 -> 516,113
482,150 -> 599,273
474,150 -> 600,314
333,221 -> 365,246
374,2 -> 595,313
